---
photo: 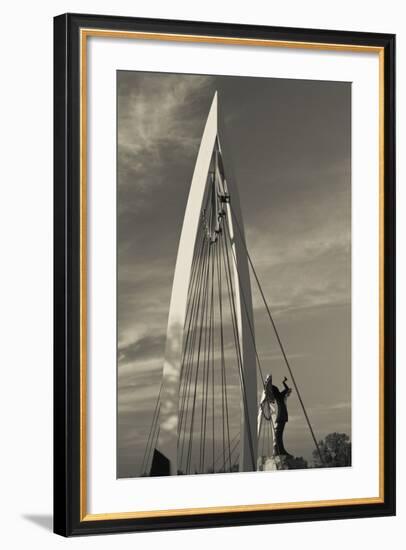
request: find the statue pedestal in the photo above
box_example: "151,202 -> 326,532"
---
257,455 -> 291,471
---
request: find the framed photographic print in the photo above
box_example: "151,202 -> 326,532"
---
53,13 -> 396,536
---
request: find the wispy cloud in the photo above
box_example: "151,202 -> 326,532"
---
118,334 -> 166,364
118,73 -> 214,194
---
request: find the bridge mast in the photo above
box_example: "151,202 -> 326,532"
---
156,92 -> 257,474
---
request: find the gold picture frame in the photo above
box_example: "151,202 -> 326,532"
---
54,13 -> 396,536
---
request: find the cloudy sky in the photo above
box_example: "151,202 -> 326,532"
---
117,71 -> 351,478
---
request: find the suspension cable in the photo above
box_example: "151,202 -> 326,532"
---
228,202 -> 324,465
220,224 -> 256,471
140,389 -> 161,475
216,231 -> 232,472
185,239 -> 212,474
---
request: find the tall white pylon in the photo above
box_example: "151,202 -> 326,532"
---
156,92 -> 257,474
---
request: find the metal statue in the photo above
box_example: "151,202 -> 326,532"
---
258,374 -> 292,457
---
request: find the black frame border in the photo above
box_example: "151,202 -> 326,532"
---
54,12 -> 396,537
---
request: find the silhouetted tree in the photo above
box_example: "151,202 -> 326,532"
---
313,432 -> 351,468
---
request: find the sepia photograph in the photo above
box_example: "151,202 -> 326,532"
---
52,12 -> 395,536
116,71 -> 352,479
